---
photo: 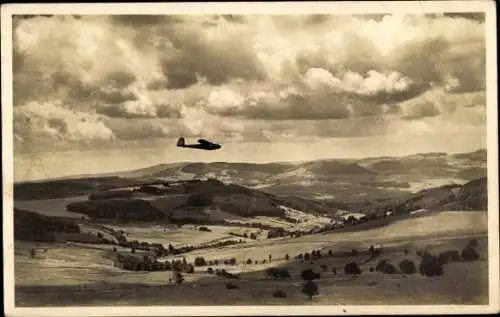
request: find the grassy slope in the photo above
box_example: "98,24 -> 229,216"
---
14,211 -> 488,306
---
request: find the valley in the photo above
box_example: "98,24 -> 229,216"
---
12,149 -> 490,306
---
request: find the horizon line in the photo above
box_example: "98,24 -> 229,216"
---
15,147 -> 487,184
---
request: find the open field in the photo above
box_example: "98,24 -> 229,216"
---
14,196 -> 89,219
14,211 -> 488,306
105,224 -> 243,247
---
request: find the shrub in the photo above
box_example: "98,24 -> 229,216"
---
171,260 -> 184,272
302,280 -> 319,300
304,252 -> 311,261
172,271 -> 184,285
280,269 -> 291,279
228,257 -> 237,265
344,262 -> 362,275
438,250 -> 461,266
184,261 -> 193,272
418,253 -> 444,277
164,261 -> 172,271
468,239 -> 478,248
301,269 -> 320,281
246,258 -> 252,265
399,259 -> 416,275
461,245 -> 480,261
194,257 -> 207,267
375,260 -> 387,272
214,259 -> 219,265
381,262 -> 397,274
207,267 -> 214,274
265,268 -> 290,279
272,289 -> 287,298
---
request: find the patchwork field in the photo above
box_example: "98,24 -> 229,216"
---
105,224 -> 242,247
14,211 -> 489,306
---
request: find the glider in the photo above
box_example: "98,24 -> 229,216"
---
176,137 -> 221,151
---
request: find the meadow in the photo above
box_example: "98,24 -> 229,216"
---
14,211 -> 488,306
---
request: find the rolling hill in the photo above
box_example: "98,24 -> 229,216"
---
12,149 -> 488,229
62,178 -> 338,225
14,208 -> 81,242
16,173 -> 487,235
396,176 -> 488,212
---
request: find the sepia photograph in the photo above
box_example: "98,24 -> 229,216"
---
2,1 -> 499,316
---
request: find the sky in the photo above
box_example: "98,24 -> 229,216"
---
11,13 -> 488,181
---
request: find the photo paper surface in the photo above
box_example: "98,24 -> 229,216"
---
2,1 -> 498,316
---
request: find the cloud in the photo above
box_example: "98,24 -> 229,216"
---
12,13 -> 486,150
14,101 -> 115,151
159,26 -> 268,88
399,88 -> 485,120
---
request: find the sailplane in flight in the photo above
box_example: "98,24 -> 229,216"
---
176,137 -> 221,151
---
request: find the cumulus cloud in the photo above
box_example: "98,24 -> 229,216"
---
14,101 -> 115,151
399,88 -> 485,120
12,13 -> 486,151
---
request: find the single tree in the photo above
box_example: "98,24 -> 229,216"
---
194,256 -> 207,267
302,280 -> 319,300
185,264 -> 195,274
172,271 -> 184,285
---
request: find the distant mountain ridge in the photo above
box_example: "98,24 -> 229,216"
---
15,175 -> 487,234
14,149 -> 487,205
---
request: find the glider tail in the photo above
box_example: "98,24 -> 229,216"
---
177,137 -> 185,147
